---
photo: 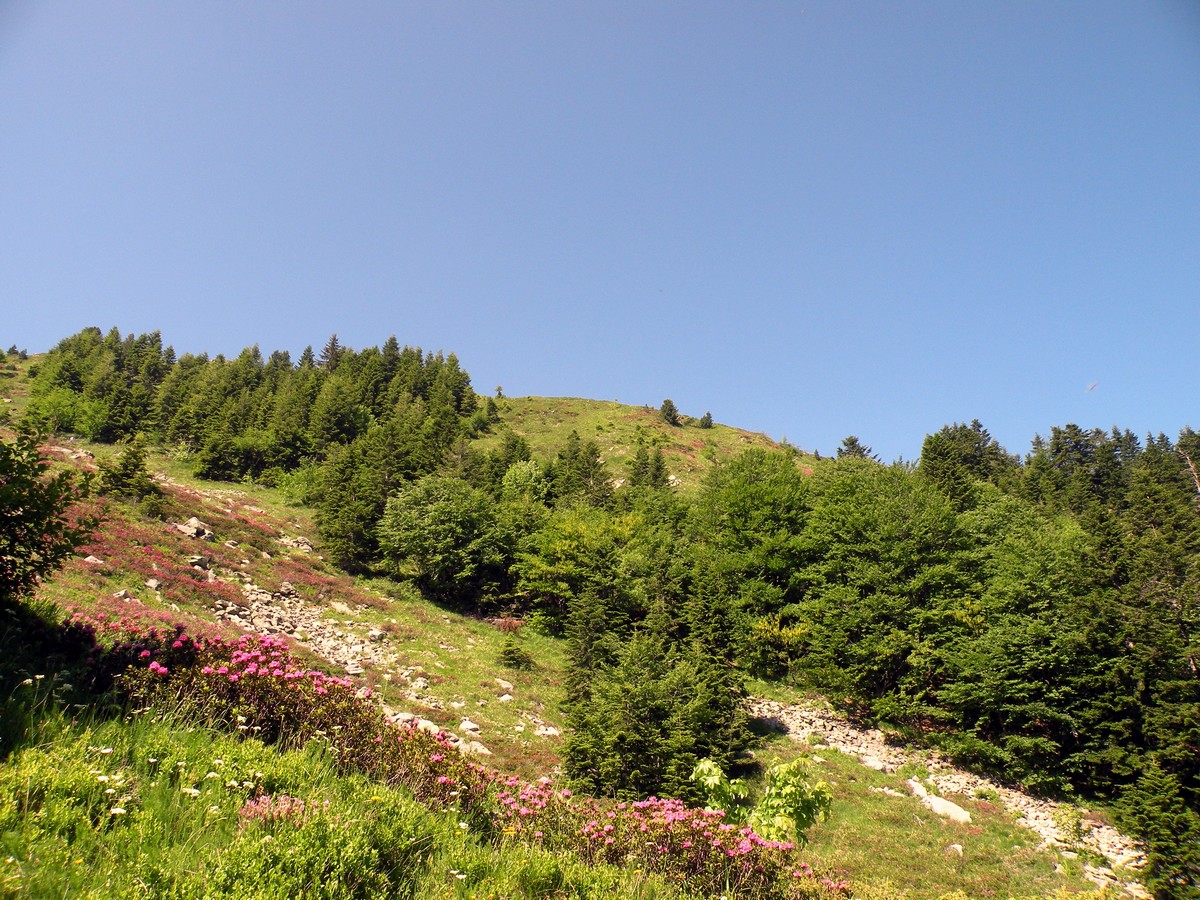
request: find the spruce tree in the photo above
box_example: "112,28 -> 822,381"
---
659,398 -> 680,426
318,334 -> 344,372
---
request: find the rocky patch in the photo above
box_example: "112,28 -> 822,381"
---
749,697 -> 1145,893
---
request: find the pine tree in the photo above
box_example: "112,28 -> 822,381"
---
699,411 -> 713,429
1119,765 -> 1200,896
318,334 -> 344,372
659,398 -> 680,426
836,435 -> 877,460
98,434 -> 159,501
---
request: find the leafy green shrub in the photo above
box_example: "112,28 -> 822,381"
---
97,435 -> 159,501
497,635 -> 535,670
1,430 -> 97,604
690,757 -> 833,847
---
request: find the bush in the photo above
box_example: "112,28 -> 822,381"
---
498,635 -> 536,670
1,430 -> 97,604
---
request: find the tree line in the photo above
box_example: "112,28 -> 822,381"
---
22,327 -> 1200,893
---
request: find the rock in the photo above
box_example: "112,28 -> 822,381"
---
860,755 -> 889,771
450,701 -> 465,709
459,718 -> 481,734
462,741 -> 492,757
344,663 -> 364,676
947,843 -> 964,856
498,694 -> 513,703
112,589 -> 134,601
224,540 -> 239,548
277,535 -> 314,553
174,517 -> 215,541
495,677 -> 514,692
187,554 -> 210,570
84,555 -> 105,565
908,779 -> 972,823
368,629 -> 384,642
926,795 -> 972,824
145,578 -> 162,591
534,725 -> 561,738
1083,864 -> 1118,890
331,601 -> 354,616
1111,851 -> 1146,869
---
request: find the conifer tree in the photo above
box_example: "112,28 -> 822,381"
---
659,398 -> 680,426
836,434 -> 877,460
318,334 -> 344,372
98,434 -> 159,501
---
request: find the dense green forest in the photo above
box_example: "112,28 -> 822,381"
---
15,326 -> 1200,894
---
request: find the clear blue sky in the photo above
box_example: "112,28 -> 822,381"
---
3,2 -> 1198,461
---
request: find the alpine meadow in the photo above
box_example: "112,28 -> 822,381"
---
2,327 -> 1198,899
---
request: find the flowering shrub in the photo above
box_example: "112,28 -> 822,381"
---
238,793 -> 330,828
490,778 -> 821,898
61,612 -> 838,899
74,625 -> 492,820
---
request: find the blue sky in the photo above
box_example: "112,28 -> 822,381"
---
3,2 -> 1198,461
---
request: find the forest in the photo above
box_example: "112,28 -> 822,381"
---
12,326 -> 1200,894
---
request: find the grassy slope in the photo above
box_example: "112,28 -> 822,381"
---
475,396 -> 798,489
0,361 -> 1111,899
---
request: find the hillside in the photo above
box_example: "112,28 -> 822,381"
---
1,441 -> 1132,899
0,347 -> 1152,898
474,396 -> 793,489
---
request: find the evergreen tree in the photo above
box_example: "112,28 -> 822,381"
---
97,434 -> 159,501
1,430 -> 98,604
699,410 -> 713,429
551,430 -> 612,507
628,444 -> 670,491
659,398 -> 680,426
313,442 -> 380,572
1119,765 -> 1200,897
836,435 -> 877,460
318,334 -> 344,372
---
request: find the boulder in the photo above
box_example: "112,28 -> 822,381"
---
174,517 -> 215,541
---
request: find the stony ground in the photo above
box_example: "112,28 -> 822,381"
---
748,698 -> 1149,898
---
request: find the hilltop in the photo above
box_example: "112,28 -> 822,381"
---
473,396 -> 791,489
